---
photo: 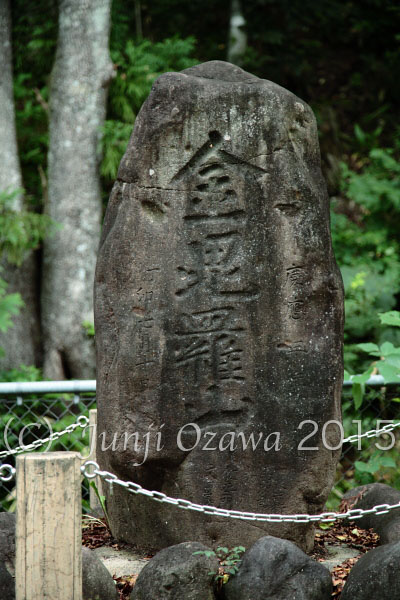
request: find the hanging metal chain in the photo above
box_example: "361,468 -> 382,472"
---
0,464 -> 16,482
1,414 -> 400,521
80,460 -> 400,524
2,456 -> 400,523
343,421 -> 400,443
0,415 -> 89,459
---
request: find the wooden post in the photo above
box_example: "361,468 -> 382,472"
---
16,452 -> 82,600
88,408 -> 103,512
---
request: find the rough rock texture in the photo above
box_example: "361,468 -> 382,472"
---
340,541 -> 400,600
0,516 -> 117,600
82,547 -> 118,600
0,513 -> 15,599
130,541 -> 218,600
343,483 -> 400,544
221,535 -> 332,600
95,60 -> 344,551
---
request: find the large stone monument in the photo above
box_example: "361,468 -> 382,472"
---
94,61 -> 344,552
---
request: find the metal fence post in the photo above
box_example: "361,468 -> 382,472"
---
15,452 -> 82,600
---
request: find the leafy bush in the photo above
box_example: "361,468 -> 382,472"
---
0,279 -> 24,354
331,131 -> 400,371
101,36 -> 197,183
328,310 -> 400,509
0,188 -> 54,266
193,546 -> 246,587
0,188 -> 55,357
342,146 -> 400,220
344,310 -> 400,408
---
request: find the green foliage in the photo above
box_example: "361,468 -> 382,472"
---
100,121 -> 134,181
358,339 -> 400,383
240,1 -> 400,152
0,390 -> 94,511
0,364 -> 42,383
355,451 -> 396,475
101,36 -> 197,183
193,546 -> 246,586
343,366 -> 374,411
332,309 -> 400,507
379,311 -> 400,327
328,310 -> 400,510
12,0 -> 57,204
327,385 -> 400,509
341,145 -> 400,223
13,74 -> 49,204
89,481 -> 111,529
82,321 -> 95,338
340,264 -> 399,344
0,278 -> 24,345
344,310 -> 400,410
110,37 -> 197,121
331,134 -> 400,373
0,188 -> 55,357
0,188 -> 55,266
353,123 -> 384,152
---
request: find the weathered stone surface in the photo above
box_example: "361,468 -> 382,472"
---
82,547 -> 118,600
92,545 -> 149,579
343,483 -> 400,544
0,516 -> 117,600
0,513 -> 15,599
95,60 -> 344,551
221,535 -> 332,600
340,541 -> 400,600
131,541 -> 218,600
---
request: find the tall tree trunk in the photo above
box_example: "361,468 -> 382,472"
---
0,0 -> 41,371
42,0 -> 113,379
227,0 -> 247,66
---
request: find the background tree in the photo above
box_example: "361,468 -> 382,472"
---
227,0 -> 247,65
41,0 -> 114,379
0,0 -> 398,381
0,0 -> 397,513
0,0 -> 41,369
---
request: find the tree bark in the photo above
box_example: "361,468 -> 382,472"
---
0,0 -> 41,371
227,0 -> 247,66
42,0 -> 113,379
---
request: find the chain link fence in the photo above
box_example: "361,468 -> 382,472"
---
333,380 -> 400,507
0,381 -> 96,511
1,379 -> 399,513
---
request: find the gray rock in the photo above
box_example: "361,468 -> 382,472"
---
320,543 -> 360,572
131,541 -> 219,600
221,535 -> 332,600
0,512 -> 15,599
92,544 -> 149,579
0,561 -> 14,599
343,483 -> 400,544
0,515 -> 117,600
341,541 -> 400,600
82,547 -> 118,600
95,59 -> 344,552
